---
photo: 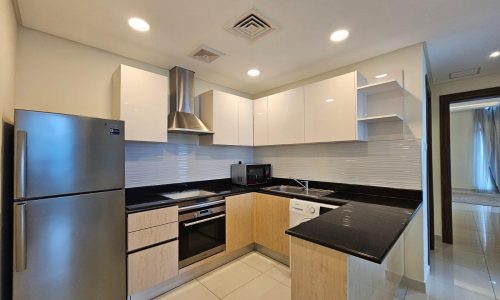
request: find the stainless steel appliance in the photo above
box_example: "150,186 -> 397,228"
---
231,163 -> 272,186
167,67 -> 214,135
13,110 -> 125,300
178,196 -> 226,268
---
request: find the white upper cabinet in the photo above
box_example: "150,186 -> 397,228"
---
304,71 -> 357,143
238,97 -> 254,146
268,87 -> 305,145
112,65 -> 168,142
199,90 -> 253,146
253,97 -> 268,146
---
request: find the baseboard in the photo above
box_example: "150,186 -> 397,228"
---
254,244 -> 290,266
402,276 -> 427,293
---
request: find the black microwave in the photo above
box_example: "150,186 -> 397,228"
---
231,163 -> 272,186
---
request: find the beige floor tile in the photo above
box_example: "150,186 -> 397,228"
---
483,245 -> 500,258
453,226 -> 480,238
265,264 -> 291,287
454,214 -> 477,224
470,204 -> 500,214
198,260 -> 261,298
405,279 -> 496,300
436,237 -> 484,254
490,273 -> 499,298
431,248 -> 488,271
239,252 -> 277,273
259,282 -> 291,300
486,255 -> 500,276
453,203 -> 484,213
155,280 -> 218,300
428,262 -> 495,298
477,229 -> 500,244
475,215 -> 500,235
222,274 -> 285,300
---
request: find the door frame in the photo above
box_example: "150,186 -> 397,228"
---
439,86 -> 500,244
425,76 -> 434,251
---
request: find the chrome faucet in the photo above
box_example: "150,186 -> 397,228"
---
290,176 -> 309,194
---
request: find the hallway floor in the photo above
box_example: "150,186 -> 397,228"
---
402,202 -> 499,299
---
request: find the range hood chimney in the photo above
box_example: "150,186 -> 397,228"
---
167,67 -> 214,135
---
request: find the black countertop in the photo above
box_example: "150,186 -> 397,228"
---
125,178 -> 421,263
286,197 -> 420,264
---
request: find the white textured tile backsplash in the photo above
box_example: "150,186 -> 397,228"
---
125,139 -> 421,190
253,139 -> 422,190
125,142 -> 254,187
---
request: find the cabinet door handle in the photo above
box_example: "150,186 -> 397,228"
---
14,131 -> 27,199
14,202 -> 27,272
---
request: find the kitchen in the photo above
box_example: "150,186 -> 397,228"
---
1,1 -> 500,300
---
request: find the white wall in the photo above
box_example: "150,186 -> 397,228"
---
15,28 -> 250,119
0,0 -> 17,294
431,72 -> 500,236
255,139 -> 421,189
450,110 -> 475,190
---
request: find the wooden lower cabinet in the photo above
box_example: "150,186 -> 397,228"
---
128,222 -> 178,251
291,237 -> 347,300
127,240 -> 179,295
128,206 -> 178,232
226,193 -> 254,253
253,193 -> 290,257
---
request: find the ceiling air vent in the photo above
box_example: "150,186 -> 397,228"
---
449,67 -> 481,79
191,45 -> 225,64
228,9 -> 274,41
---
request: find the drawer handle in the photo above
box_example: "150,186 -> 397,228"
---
182,214 -> 225,227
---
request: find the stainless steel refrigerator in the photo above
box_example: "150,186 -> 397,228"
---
13,110 -> 126,300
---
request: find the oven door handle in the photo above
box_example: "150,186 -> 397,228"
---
178,199 -> 225,212
182,214 -> 226,227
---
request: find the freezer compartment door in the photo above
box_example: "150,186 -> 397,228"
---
14,110 -> 124,199
13,190 -> 125,300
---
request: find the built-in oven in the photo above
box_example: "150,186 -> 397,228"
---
178,196 -> 226,268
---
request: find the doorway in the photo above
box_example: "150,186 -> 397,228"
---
439,86 -> 500,243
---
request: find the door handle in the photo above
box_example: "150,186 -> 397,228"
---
14,131 -> 27,199
14,202 -> 27,272
182,214 -> 225,227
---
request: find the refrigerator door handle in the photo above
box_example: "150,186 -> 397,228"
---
14,130 -> 27,199
14,202 -> 27,272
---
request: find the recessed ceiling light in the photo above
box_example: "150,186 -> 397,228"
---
128,17 -> 150,32
375,73 -> 388,79
325,98 -> 334,103
330,29 -> 349,42
248,69 -> 260,77
490,51 -> 500,58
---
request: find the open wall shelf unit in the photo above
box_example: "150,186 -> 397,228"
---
356,71 -> 405,141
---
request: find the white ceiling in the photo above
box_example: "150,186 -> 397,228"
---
17,0 -> 500,95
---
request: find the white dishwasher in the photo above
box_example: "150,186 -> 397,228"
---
290,198 -> 339,227
289,199 -> 339,265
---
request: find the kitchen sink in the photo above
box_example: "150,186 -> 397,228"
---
263,185 -> 334,198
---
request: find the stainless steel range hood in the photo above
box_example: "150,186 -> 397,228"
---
168,67 -> 214,135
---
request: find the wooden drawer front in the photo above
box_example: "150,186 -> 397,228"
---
128,206 -> 178,232
128,240 -> 179,295
128,223 -> 178,251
